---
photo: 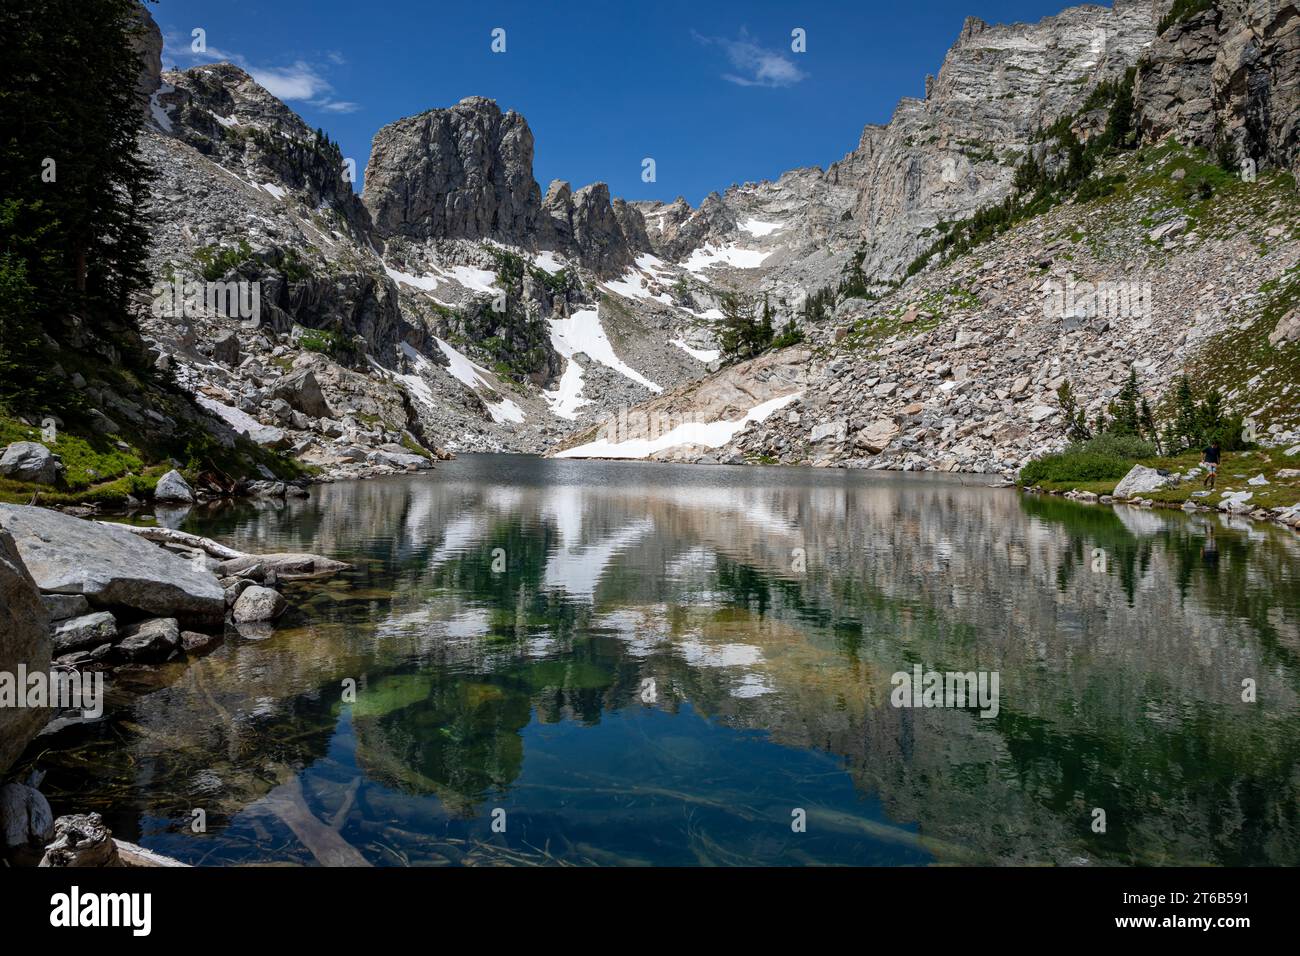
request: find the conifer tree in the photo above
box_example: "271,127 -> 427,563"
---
0,0 -> 155,408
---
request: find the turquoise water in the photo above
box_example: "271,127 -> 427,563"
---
32,454 -> 1300,865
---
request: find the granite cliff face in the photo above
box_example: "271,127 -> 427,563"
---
1136,0 -> 1300,177
536,179 -> 642,274
363,97 -> 651,276
563,0 -> 1300,506
363,97 -> 540,244
841,0 -> 1162,279
127,0 -> 162,123
631,0 -> 1164,296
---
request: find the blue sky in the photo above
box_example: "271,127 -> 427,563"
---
151,0 -> 1083,204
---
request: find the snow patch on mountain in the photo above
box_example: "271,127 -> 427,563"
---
671,339 -> 720,363
738,218 -> 783,237
543,359 -> 588,420
433,337 -> 525,424
149,82 -> 175,132
681,243 -> 771,274
602,269 -> 672,304
532,250 -> 566,275
384,263 -> 441,292
555,391 -> 800,459
549,308 -> 662,393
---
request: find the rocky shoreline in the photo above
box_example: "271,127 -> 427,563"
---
0,500 -> 348,868
1022,461 -> 1300,533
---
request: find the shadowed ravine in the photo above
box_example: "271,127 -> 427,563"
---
29,455 -> 1300,866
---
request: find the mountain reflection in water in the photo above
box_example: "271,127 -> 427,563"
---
31,455 -> 1300,866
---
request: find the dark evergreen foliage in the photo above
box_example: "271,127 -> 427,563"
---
0,0 -> 156,409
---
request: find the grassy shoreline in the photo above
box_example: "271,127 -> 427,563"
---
1022,446 -> 1300,525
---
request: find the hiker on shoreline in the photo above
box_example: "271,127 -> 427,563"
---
1202,440 -> 1221,490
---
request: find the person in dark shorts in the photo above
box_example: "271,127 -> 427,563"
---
1202,440 -> 1220,490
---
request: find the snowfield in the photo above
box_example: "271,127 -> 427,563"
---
548,308 -> 662,393
532,250 -> 566,274
671,338 -> 720,362
433,338 -> 525,424
555,391 -> 801,459
738,218 -> 783,237
382,261 -> 498,298
602,269 -> 673,304
543,358 -> 588,421
680,243 -> 771,274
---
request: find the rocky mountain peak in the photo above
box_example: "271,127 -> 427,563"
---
363,101 -> 651,275
958,15 -> 989,43
147,62 -> 369,233
362,96 -> 541,244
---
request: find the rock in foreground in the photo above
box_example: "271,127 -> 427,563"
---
232,585 -> 286,623
0,505 -> 224,624
0,529 -> 51,774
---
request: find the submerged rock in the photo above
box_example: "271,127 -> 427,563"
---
231,585 -> 286,623
217,552 -> 350,580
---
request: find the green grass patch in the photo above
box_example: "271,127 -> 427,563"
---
194,239 -> 253,282
1026,446 -> 1300,510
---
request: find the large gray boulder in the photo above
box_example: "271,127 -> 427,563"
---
0,505 -> 224,624
272,369 -> 332,419
0,530 -> 51,774
211,329 -> 241,366
0,442 -> 61,485
154,469 -> 195,503
1270,307 -> 1299,348
1112,464 -> 1175,500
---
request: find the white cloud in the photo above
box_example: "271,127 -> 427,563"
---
162,32 -> 359,112
692,28 -> 807,88
316,100 -> 361,114
250,61 -> 332,101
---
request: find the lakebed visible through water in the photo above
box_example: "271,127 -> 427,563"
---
30,454 -> 1300,866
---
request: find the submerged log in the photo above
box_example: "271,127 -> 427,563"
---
329,777 -> 362,832
217,553 -> 350,580
258,776 -> 371,867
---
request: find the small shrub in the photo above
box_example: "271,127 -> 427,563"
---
194,239 -> 252,281
1019,450 -> 1134,486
